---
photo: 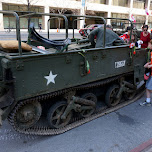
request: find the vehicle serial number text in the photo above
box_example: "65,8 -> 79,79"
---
115,60 -> 126,68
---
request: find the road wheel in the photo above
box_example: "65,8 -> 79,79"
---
123,80 -> 136,100
105,84 -> 121,107
47,101 -> 72,129
15,101 -> 42,129
80,93 -> 97,118
124,89 -> 136,100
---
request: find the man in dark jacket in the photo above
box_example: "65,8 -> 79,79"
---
88,27 -> 124,48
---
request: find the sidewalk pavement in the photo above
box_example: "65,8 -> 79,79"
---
0,29 -> 79,34
129,138 -> 152,152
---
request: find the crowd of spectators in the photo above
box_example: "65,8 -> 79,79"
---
88,23 -> 152,49
88,23 -> 152,106
120,24 -> 151,49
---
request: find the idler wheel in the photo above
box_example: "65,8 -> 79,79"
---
105,84 -> 121,107
123,80 -> 136,100
80,93 -> 97,118
47,101 -> 72,129
124,90 -> 136,100
15,101 -> 42,129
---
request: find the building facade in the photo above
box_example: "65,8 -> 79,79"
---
0,0 -> 152,30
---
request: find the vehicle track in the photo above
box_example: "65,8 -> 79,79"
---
8,73 -> 145,136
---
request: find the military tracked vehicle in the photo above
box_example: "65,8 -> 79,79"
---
0,11 -> 147,135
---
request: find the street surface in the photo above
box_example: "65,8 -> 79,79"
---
0,31 -> 151,152
0,94 -> 152,152
0,29 -> 81,41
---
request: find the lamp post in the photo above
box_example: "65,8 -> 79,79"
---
80,0 -> 86,28
27,0 -> 30,31
28,0 -> 30,11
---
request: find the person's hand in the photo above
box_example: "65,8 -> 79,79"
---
148,42 -> 152,50
147,64 -> 152,68
144,62 -> 151,68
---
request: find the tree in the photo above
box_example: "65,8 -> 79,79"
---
17,0 -> 42,30
49,0 -> 79,30
17,0 -> 41,11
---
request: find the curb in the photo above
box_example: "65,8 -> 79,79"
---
129,138 -> 152,152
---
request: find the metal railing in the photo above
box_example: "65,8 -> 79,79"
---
0,11 -> 69,57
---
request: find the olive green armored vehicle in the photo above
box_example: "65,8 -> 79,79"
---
0,11 -> 147,135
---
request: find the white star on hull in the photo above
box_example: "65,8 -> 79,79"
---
44,71 -> 57,85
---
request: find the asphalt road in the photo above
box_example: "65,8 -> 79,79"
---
1,94 -> 152,152
0,30 -> 81,40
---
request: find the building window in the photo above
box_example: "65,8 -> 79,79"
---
150,1 -> 152,10
2,3 -> 44,29
133,15 -> 146,29
112,0 -> 128,7
84,12 -> 105,25
87,0 -> 106,4
133,0 -> 146,9
2,3 -> 44,12
148,16 -> 152,29
49,8 -> 78,29
111,13 -> 129,29
3,16 -> 16,29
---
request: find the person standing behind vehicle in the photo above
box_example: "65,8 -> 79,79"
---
140,25 -> 150,48
120,26 -> 132,43
88,27 -> 124,48
123,26 -> 131,43
39,22 -> 42,32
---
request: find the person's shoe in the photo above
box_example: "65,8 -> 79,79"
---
139,101 -> 151,106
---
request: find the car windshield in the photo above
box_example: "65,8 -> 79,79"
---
85,25 -> 94,28
85,24 -> 103,28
